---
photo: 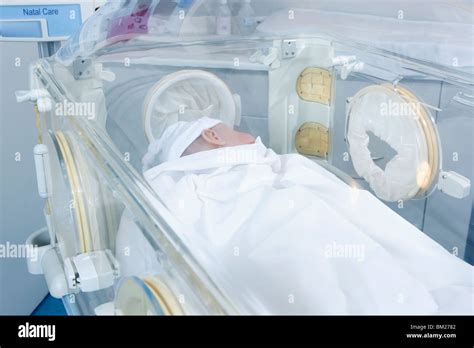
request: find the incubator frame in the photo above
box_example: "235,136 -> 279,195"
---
24,29 -> 473,315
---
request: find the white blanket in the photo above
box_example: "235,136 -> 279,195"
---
117,138 -> 473,314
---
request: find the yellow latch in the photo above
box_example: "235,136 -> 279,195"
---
296,67 -> 332,105
295,122 -> 330,158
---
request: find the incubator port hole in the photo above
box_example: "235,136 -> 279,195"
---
366,131 -> 397,171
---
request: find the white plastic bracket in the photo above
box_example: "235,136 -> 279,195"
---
331,56 -> 365,80
64,250 -> 120,293
341,62 -> 364,80
34,144 -> 53,199
250,47 -> 280,68
73,59 -> 116,82
340,61 -> 365,80
15,88 -> 52,112
25,227 -> 52,275
282,40 -> 297,60
438,171 -> 471,199
42,248 -> 71,298
331,55 -> 357,66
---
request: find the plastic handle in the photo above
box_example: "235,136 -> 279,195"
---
453,93 -> 474,108
34,144 -> 52,198
15,89 -> 50,104
438,171 -> 471,199
15,90 -> 31,103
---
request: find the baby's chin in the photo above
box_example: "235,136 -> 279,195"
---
238,133 -> 256,145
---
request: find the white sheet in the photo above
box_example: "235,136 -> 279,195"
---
117,138 -> 473,314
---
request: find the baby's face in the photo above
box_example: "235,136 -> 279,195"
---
182,122 -> 256,158
212,123 -> 255,147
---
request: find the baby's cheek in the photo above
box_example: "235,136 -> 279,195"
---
238,132 -> 256,145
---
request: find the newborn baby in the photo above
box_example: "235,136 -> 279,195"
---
142,117 -> 255,170
118,117 -> 473,315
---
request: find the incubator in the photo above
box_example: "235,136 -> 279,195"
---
17,0 -> 473,315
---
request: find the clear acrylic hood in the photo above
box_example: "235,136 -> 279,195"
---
21,0 -> 474,316
56,0 -> 474,72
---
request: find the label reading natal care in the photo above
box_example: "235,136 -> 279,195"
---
22,7 -> 60,16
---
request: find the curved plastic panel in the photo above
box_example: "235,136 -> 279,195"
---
115,276 -> 165,315
55,0 -> 474,75
346,84 -> 440,202
28,3 -> 473,314
143,69 -> 237,143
